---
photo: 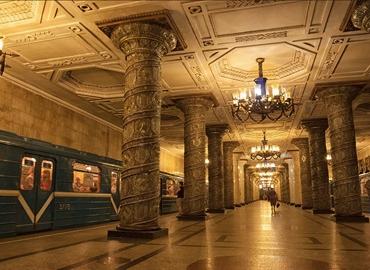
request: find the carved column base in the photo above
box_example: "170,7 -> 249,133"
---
302,206 -> 313,210
108,227 -> 168,239
177,214 -> 208,221
207,208 -> 225,213
225,206 -> 235,210
289,203 -> 295,206
331,215 -> 369,223
295,204 -> 301,207
312,209 -> 334,214
234,204 -> 242,207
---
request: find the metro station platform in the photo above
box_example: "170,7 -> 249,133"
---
0,201 -> 369,270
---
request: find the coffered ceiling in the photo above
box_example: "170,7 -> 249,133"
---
1,0 -> 370,159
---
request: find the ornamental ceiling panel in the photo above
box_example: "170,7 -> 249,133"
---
183,0 -> 332,47
4,23 -> 119,72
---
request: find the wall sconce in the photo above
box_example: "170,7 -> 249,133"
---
0,36 -> 19,75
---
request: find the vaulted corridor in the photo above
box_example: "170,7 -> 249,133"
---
0,201 -> 369,270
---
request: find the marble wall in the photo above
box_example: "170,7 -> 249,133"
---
0,78 -> 121,159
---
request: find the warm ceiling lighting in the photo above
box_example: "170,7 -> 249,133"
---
231,58 -> 295,123
250,131 -> 280,160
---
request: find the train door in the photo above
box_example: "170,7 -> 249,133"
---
17,155 -> 55,233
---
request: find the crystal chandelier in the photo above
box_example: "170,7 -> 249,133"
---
250,132 -> 280,160
231,58 -> 295,123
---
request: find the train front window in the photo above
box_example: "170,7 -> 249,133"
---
40,160 -> 53,191
20,157 -> 36,190
72,162 -> 101,193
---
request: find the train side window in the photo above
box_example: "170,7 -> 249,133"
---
40,160 -> 54,191
111,171 -> 118,194
72,162 -> 101,193
20,157 -> 36,190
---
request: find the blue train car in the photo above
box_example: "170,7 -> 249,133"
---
0,130 -> 121,237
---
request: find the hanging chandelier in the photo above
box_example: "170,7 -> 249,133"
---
250,131 -> 280,160
231,58 -> 295,123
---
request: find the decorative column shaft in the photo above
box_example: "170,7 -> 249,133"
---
243,164 -> 250,203
301,118 -> 332,214
233,153 -> 243,207
206,124 -> 229,213
283,163 -> 291,204
291,138 -> 313,209
110,23 -> 176,233
351,0 -> 370,32
223,141 -> 239,209
176,96 -> 213,219
318,86 -> 368,222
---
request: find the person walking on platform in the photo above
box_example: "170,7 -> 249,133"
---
267,188 -> 278,214
176,182 -> 184,215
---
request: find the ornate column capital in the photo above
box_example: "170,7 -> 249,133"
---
301,118 -> 328,132
352,0 -> 370,32
291,137 -> 309,150
111,23 -> 177,58
175,96 -> 215,114
316,85 -> 363,105
206,124 -> 229,137
223,141 -> 240,152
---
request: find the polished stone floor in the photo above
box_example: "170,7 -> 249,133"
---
0,201 -> 369,270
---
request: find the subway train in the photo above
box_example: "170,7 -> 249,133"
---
0,130 -> 182,237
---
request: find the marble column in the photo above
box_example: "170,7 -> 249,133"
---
233,153 -> 243,207
283,163 -> 291,204
291,138 -> 313,209
243,164 -> 250,204
278,167 -> 287,203
176,96 -> 214,220
223,141 -> 239,209
206,124 -> 229,213
318,85 -> 369,222
351,0 -> 370,32
109,23 -> 176,238
301,119 -> 332,214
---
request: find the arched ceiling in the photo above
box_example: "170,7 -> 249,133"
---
1,0 -> 370,158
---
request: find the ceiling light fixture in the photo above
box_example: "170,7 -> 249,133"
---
231,58 -> 295,123
250,131 -> 281,160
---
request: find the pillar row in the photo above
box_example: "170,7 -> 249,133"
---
176,96 -> 214,220
110,22 -> 176,234
301,118 -> 332,214
206,124 -> 229,213
291,138 -> 313,209
318,85 -> 369,222
223,141 -> 239,209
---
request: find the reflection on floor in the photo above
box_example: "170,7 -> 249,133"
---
0,201 -> 369,270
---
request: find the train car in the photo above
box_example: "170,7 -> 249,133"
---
160,172 -> 183,214
0,130 -> 122,237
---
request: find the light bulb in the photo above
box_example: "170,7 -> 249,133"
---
272,86 -> 280,96
254,85 -> 262,96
